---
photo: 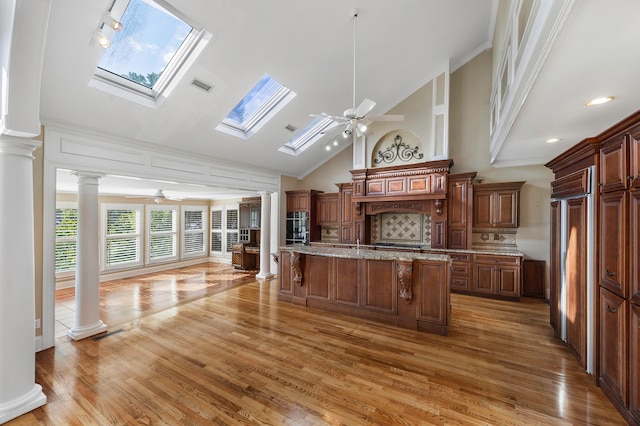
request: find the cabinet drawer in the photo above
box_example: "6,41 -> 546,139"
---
449,253 -> 471,262
474,254 -> 521,266
451,263 -> 470,276
451,276 -> 470,291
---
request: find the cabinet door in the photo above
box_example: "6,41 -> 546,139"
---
279,252 -> 293,296
630,303 -> 640,422
630,126 -> 640,189
362,259 -> 396,314
632,190 -> 640,304
494,190 -> 519,227
249,203 -> 260,229
473,191 -> 493,228
599,287 -> 628,406
339,186 -> 354,243
600,191 -> 627,297
306,255 -> 331,302
566,197 -> 587,368
334,258 -> 360,307
550,201 -> 561,333
416,260 -> 448,325
447,179 -> 470,249
239,203 -> 250,228
496,266 -> 519,297
473,264 -> 495,293
600,134 -> 629,193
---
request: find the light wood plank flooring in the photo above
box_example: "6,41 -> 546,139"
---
9,263 -> 624,425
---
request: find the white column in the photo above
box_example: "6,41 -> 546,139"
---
0,136 -> 47,423
256,191 -> 273,279
67,172 -> 107,340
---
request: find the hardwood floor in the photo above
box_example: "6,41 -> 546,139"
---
9,263 -> 624,425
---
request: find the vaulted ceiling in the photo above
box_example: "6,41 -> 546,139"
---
42,1 -> 640,198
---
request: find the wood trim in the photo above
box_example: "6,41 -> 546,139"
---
550,169 -> 591,199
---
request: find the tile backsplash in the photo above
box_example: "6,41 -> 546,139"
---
471,228 -> 518,251
371,213 -> 431,246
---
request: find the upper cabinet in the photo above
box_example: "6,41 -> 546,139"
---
600,124 -> 640,193
447,172 -> 476,249
317,193 -> 339,228
472,182 -> 525,228
239,197 -> 261,229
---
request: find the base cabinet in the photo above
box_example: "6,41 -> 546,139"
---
471,254 -> 522,299
278,250 -> 450,335
599,287 -> 628,411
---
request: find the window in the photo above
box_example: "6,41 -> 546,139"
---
55,204 -> 78,274
147,205 -> 178,263
278,116 -> 338,156
183,206 -> 207,258
226,208 -> 239,251
215,74 -> 296,139
89,0 -> 212,108
210,205 -> 238,254
103,204 -> 143,270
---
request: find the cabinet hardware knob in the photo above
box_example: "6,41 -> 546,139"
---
628,176 -> 634,180
605,269 -> 616,277
606,305 -> 618,313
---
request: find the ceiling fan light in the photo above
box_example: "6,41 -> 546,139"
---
103,13 -> 123,32
356,122 -> 367,133
91,30 -> 110,48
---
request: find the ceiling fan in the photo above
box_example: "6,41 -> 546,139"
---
125,189 -> 185,204
311,8 -> 404,138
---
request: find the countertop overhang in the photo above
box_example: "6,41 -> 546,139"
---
280,244 -> 450,262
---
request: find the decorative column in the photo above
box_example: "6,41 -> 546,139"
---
0,136 -> 47,423
67,172 -> 107,340
256,191 -> 273,279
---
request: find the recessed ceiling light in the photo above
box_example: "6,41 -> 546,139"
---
546,138 -> 561,144
586,96 -> 614,106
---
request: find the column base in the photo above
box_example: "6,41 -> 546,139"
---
0,384 -> 46,423
67,321 -> 108,341
256,272 -> 274,280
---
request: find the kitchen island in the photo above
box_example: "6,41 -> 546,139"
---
278,245 -> 451,336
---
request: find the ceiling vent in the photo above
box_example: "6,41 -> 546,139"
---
190,78 -> 213,93
284,124 -> 297,132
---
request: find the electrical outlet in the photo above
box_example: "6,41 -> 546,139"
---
35,319 -> 41,329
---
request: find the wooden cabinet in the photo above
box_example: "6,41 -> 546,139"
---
600,124 -> 640,193
522,259 -> 545,298
337,183 -> 369,244
472,182 -> 524,228
600,191 -> 628,298
630,303 -> 640,422
449,253 -> 472,292
231,243 -> 256,270
599,287 -> 628,408
549,200 -> 561,335
285,190 -> 322,244
447,172 -> 475,249
239,197 -> 261,229
317,193 -> 339,227
472,254 -> 522,299
287,191 -> 312,212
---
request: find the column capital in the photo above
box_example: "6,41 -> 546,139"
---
0,135 -> 41,158
71,171 -> 105,185
258,190 -> 272,196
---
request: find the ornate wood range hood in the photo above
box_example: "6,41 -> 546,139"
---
349,159 -> 453,215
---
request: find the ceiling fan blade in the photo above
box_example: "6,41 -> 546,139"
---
366,114 -> 404,122
354,98 -> 376,118
309,112 -> 348,122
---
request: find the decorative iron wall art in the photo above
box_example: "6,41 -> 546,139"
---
374,134 -> 424,164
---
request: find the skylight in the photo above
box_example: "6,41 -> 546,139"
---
278,116 -> 338,156
89,0 -> 212,108
215,75 -> 296,140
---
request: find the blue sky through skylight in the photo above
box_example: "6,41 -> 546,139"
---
98,0 -> 192,88
226,75 -> 284,127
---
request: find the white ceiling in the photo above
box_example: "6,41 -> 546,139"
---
41,1 -> 640,198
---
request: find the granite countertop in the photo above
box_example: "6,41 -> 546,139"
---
305,242 -> 524,257
280,244 -> 450,262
